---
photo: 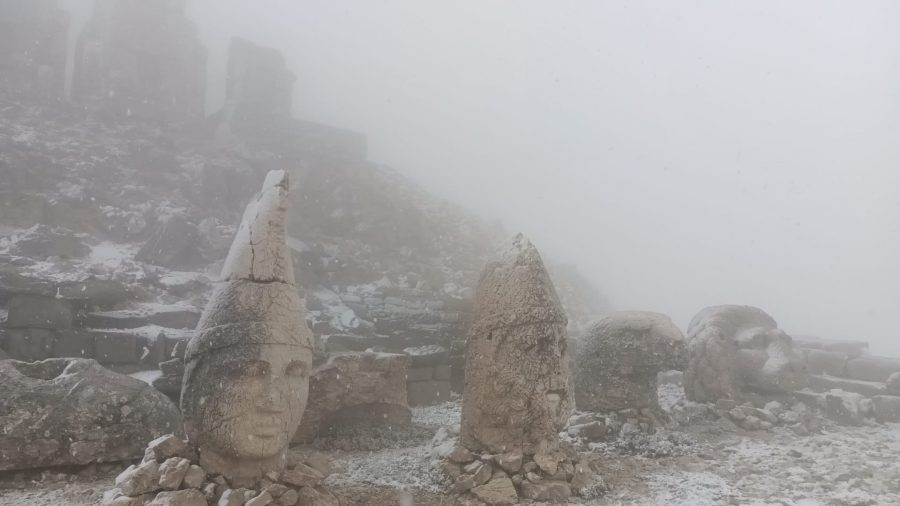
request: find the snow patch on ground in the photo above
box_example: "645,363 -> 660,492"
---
643,471 -> 731,505
324,402 -> 459,494
129,369 -> 162,385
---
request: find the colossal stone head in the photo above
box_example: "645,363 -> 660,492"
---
573,311 -> 686,413
683,305 -> 808,403
181,170 -> 313,486
459,234 -> 573,456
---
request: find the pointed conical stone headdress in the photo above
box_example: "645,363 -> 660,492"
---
183,169 -> 312,363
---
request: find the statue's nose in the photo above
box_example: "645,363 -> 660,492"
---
257,378 -> 288,412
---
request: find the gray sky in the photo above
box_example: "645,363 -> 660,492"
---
80,1 -> 900,354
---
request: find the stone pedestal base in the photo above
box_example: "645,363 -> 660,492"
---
103,435 -> 339,506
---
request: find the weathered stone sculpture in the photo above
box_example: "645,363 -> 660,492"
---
684,305 -> 808,403
459,234 -> 573,456
574,311 -> 686,414
0,357 -> 181,471
181,170 -> 313,486
449,236 -> 604,502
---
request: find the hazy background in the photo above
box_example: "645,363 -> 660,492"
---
64,1 -> 900,355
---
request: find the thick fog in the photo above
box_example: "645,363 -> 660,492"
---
63,0 -> 900,355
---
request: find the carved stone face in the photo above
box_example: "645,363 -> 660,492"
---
735,327 -> 808,394
183,340 -> 311,480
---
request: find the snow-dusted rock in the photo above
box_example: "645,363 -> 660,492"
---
0,358 -> 182,471
292,351 -> 411,443
460,234 -> 573,456
684,305 -> 809,403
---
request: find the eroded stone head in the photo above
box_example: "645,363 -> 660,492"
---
459,234 -> 573,455
180,170 -> 313,486
684,305 -> 808,403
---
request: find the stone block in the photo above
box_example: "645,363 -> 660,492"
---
403,345 -> 448,367
52,329 -> 95,359
406,367 -> 433,382
147,310 -> 201,329
93,331 -> 139,364
7,294 -> 73,328
407,380 -> 451,406
434,364 -> 452,380
846,356 -> 900,383
804,349 -> 848,377
808,374 -> 884,398
7,328 -> 54,361
873,395 -> 900,423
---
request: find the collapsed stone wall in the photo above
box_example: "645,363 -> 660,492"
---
792,336 -> 900,424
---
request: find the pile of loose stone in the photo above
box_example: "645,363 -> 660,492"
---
442,445 -> 606,503
104,435 -> 337,506
714,399 -> 822,434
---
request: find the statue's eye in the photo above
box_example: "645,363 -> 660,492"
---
285,361 -> 307,378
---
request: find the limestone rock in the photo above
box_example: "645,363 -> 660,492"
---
292,351 -> 410,443
683,305 -> 808,403
116,461 -> 161,496
245,491 -> 273,506
0,358 -> 181,471
573,311 -> 686,413
520,481 -> 572,501
158,457 -> 190,490
145,435 -> 190,463
460,234 -> 573,455
280,463 -> 324,488
470,473 -> 518,505
146,489 -> 207,506
182,465 -> 206,489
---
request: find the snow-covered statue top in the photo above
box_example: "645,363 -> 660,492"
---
181,170 -> 313,486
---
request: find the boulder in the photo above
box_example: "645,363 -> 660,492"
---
684,305 -> 808,403
292,351 -> 411,442
0,358 -> 182,471
573,311 -> 685,413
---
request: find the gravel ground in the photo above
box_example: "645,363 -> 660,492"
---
3,389 -> 899,505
